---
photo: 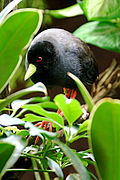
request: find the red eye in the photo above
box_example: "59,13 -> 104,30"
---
36,56 -> 43,62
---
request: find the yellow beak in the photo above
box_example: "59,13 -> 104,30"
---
24,64 -> 37,81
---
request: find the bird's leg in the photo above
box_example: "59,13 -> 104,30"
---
57,88 -> 77,116
63,88 -> 77,99
34,121 -> 52,144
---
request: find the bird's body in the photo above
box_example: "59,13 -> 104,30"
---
26,28 -> 98,89
25,28 -> 98,135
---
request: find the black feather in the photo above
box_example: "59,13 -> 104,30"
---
26,28 -> 98,89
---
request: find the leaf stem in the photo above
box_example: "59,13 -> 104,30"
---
6,168 -> 53,172
32,158 -> 42,180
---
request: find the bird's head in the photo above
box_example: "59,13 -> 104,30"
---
24,40 -> 56,81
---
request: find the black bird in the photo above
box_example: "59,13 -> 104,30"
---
25,28 -> 98,131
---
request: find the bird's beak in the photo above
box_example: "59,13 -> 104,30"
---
24,64 -> 37,81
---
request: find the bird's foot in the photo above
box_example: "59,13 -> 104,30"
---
34,121 -> 52,144
63,88 -> 77,99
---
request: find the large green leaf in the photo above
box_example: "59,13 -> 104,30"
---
0,135 -> 26,178
79,0 -> 120,20
22,104 -> 64,129
0,9 -> 43,93
45,4 -> 83,19
54,94 -> 82,126
89,98 -> 120,180
74,21 -> 120,53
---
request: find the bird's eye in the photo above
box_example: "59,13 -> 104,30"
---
36,56 -> 43,62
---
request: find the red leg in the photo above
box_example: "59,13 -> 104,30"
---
63,88 -> 77,99
34,121 -> 52,144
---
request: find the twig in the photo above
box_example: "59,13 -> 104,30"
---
92,59 -> 120,102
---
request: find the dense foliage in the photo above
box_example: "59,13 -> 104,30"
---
0,0 -> 120,179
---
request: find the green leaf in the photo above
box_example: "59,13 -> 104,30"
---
80,0 -> 120,21
64,126 -> 80,140
47,157 -> 64,178
0,143 -> 15,178
0,114 -> 25,126
79,120 -> 89,133
39,102 -> 58,110
89,98 -> 120,180
0,9 -> 43,93
68,73 -> 94,112
22,104 -> 64,129
74,21 -> 120,53
54,94 -> 82,126
23,113 -> 50,122
11,96 -> 50,112
0,0 -> 22,23
0,135 -> 26,178
0,83 -> 47,111
16,130 -> 29,137
55,140 -> 90,180
22,113 -> 62,130
45,4 -> 83,19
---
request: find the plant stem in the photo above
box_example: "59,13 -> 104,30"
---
22,152 -> 42,159
32,158 -> 41,180
38,159 -> 51,180
6,169 -> 53,172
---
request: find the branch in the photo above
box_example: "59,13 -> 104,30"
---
92,59 -> 120,103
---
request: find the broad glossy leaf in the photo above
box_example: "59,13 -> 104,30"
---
23,104 -> 64,128
0,83 -> 47,111
23,113 -> 62,129
0,0 -> 22,23
11,96 -> 50,111
0,135 -> 26,178
79,0 -> 120,20
68,73 -> 94,112
55,140 -> 90,180
54,94 -> 82,126
47,157 -> 63,178
89,98 -> 120,180
45,4 -> 83,19
0,114 -> 25,126
74,21 -> 120,53
0,9 -> 43,93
